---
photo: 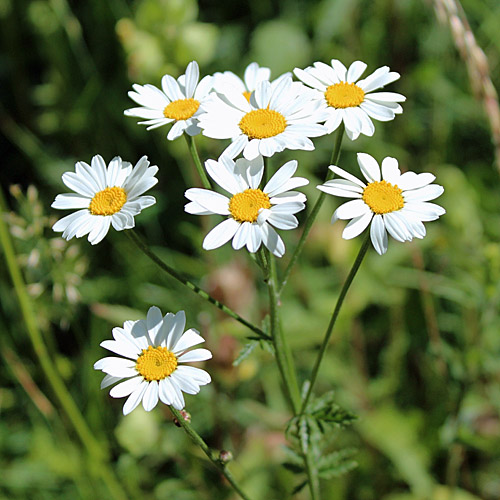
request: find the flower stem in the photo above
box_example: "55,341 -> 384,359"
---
279,124 -> 344,294
303,443 -> 320,500
300,233 -> 370,414
185,134 -> 212,189
126,229 -> 270,341
0,190 -> 129,500
170,407 -> 254,500
267,251 -> 301,414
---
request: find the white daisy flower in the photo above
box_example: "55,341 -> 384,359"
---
294,60 -> 406,140
317,153 -> 445,255
52,155 -> 158,245
124,61 -> 213,140
94,306 -> 212,415
185,155 -> 308,257
198,76 -> 327,160
212,62 -> 291,103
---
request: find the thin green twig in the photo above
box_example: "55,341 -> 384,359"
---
279,124 -> 345,295
170,407 -> 254,500
184,134 -> 212,189
300,233 -> 370,414
126,229 -> 270,341
267,250 -> 301,414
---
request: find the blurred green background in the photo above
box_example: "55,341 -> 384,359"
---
2,0 -> 500,498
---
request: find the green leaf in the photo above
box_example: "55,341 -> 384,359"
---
232,341 -> 258,366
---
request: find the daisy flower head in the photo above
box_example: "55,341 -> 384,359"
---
198,75 -> 327,160
124,61 -> 213,140
213,62 -> 292,103
185,155 -> 309,257
94,307 -> 212,415
294,60 -> 406,140
317,153 -> 445,255
52,155 -> 158,245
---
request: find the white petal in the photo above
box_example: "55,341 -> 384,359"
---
357,153 -> 381,183
203,218 -> 240,250
173,328 -> 205,353
142,380 -> 159,411
99,340 -> 139,360
185,188 -> 230,215
232,221 -> 251,250
403,184 -> 444,202
167,311 -> 186,351
332,199 -> 370,222
178,348 -> 212,362
100,374 -> 122,390
123,381 -> 148,415
109,376 -> 143,398
329,165 -> 367,188
169,372 -> 200,395
341,211 -> 373,240
347,61 -> 367,83
158,377 -> 175,405
52,193 -> 90,210
397,172 -> 435,191
246,223 -> 263,252
383,212 -> 411,242
93,356 -> 137,377
264,160 -> 297,196
381,157 -> 401,183
175,365 -> 211,385
370,214 -> 388,255
261,223 -> 285,257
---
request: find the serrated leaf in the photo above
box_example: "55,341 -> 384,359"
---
233,341 -> 258,366
317,448 -> 358,471
318,460 -> 358,479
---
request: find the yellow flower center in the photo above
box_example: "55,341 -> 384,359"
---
362,180 -> 404,214
229,189 -> 271,223
89,187 -> 127,216
135,345 -> 178,381
238,109 -> 287,139
242,90 -> 252,102
324,82 -> 365,109
163,98 -> 200,121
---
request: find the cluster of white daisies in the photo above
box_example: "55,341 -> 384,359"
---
51,60 -> 445,414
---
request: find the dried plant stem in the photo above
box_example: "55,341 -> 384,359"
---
432,0 -> 500,174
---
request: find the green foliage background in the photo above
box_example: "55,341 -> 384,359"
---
1,0 -> 500,498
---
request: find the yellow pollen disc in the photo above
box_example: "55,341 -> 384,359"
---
135,345 -> 178,381
229,189 -> 271,223
362,180 -> 404,215
163,98 -> 200,121
238,109 -> 287,139
324,82 -> 365,109
242,90 -> 252,102
89,187 -> 127,216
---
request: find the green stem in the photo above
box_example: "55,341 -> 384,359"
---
185,134 -> 212,189
303,443 -> 320,500
300,233 -> 370,414
267,251 -> 301,414
0,190 -> 129,500
170,407 -> 254,500
279,124 -> 345,295
125,230 -> 270,341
